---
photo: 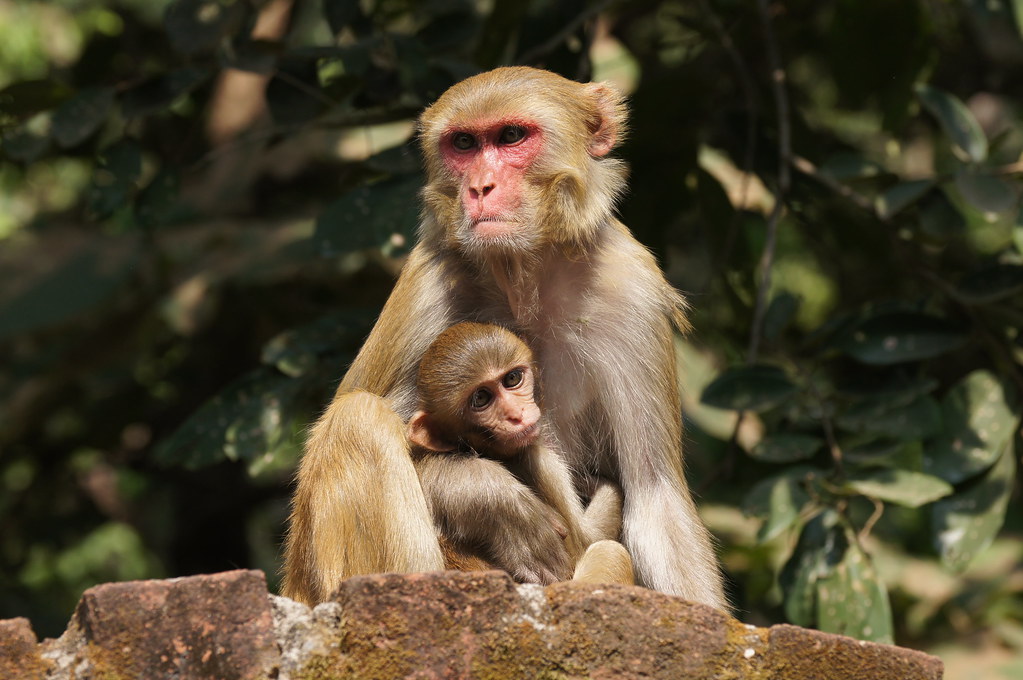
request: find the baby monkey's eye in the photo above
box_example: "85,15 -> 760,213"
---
469,388 -> 493,410
502,368 -> 524,388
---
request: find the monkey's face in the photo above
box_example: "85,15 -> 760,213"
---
463,363 -> 541,458
418,67 -> 629,258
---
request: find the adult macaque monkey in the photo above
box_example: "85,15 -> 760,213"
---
406,321 -> 631,586
282,67 -> 726,610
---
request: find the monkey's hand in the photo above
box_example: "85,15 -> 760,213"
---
415,454 -> 573,584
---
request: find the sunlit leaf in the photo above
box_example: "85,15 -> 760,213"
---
816,541 -> 894,644
743,469 -> 815,542
875,179 -> 934,219
313,174 -> 423,257
780,511 -> 844,628
839,311 -> 968,364
50,88 -> 115,148
700,364 -> 798,412
844,468 -> 953,508
924,370 -> 1018,484
954,171 -> 1018,217
932,440 -> 1016,572
750,433 -> 822,463
916,83 -> 988,162
261,310 -> 375,377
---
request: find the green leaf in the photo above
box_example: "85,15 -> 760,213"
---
763,292 -> 801,342
134,168 -> 184,229
0,247 -> 135,341
839,311 -> 968,365
875,179 -> 934,219
87,140 -> 143,220
751,433 -> 822,463
261,310 -> 375,378
323,0 -> 361,35
816,541 -> 894,644
154,367 -> 309,472
313,175 -> 423,257
164,0 -> 246,55
844,468 -> 953,508
916,83 -> 988,162
0,79 -> 72,119
954,171 -> 1018,217
1014,0 -> 1023,38
2,124 -> 50,163
780,511 -> 844,628
818,153 -> 883,182
924,370 -> 1018,484
957,264 -> 1023,303
743,469 -> 814,542
836,395 -> 942,440
121,68 -> 211,119
266,58 -> 327,126
932,440 -> 1016,572
700,364 -> 798,412
50,88 -> 115,148
919,191 -> 966,242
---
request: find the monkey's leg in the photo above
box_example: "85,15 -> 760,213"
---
282,390 -> 443,604
573,540 -> 634,585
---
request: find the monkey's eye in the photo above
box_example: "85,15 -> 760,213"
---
469,388 -> 493,410
502,368 -> 524,389
499,126 -> 526,145
451,132 -> 476,151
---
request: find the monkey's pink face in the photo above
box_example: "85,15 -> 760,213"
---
466,364 -> 541,456
439,119 -> 544,240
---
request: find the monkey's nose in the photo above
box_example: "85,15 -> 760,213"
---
469,183 -> 495,200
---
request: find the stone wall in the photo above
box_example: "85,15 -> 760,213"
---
1,569 -> 943,679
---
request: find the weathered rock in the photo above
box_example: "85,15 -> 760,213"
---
60,569 -> 278,680
0,618 -> 50,680
13,569 -> 944,679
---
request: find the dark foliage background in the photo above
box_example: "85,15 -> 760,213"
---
1,1 -> 1021,674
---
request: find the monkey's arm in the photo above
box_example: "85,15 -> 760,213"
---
415,454 -> 573,584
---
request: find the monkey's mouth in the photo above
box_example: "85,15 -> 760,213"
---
470,217 -> 518,239
516,422 -> 540,446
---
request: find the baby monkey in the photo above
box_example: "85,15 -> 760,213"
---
407,322 -> 633,586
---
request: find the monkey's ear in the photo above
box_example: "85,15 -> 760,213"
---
407,411 -> 456,452
584,82 -> 627,158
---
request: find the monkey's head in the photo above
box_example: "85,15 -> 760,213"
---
417,67 -> 628,260
408,322 -> 541,459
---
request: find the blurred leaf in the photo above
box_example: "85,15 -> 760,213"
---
135,168 -> 184,229
845,439 -> 922,468
957,264 -> 1023,303
700,364 -> 798,412
875,180 -> 934,219
164,0 -> 246,55
87,140 -> 143,219
121,68 -> 211,119
364,143 -> 421,175
267,58 -> 327,126
839,311 -> 968,365
313,174 -> 423,256
2,125 -> 50,163
763,292 -> 801,342
954,171 -> 1018,217
924,370 -> 1017,484
844,468 -> 953,507
261,310 -> 375,378
224,39 -> 280,75
324,0 -> 361,34
916,83 -> 988,162
154,367 -> 308,472
751,433 -> 822,463
780,510 -> 844,628
0,80 -> 72,119
0,247 -> 136,341
818,153 -> 883,182
743,469 -> 815,542
919,190 -> 967,241
50,88 -> 115,148
932,440 -> 1016,572
815,540 -> 893,644
837,395 -> 941,440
